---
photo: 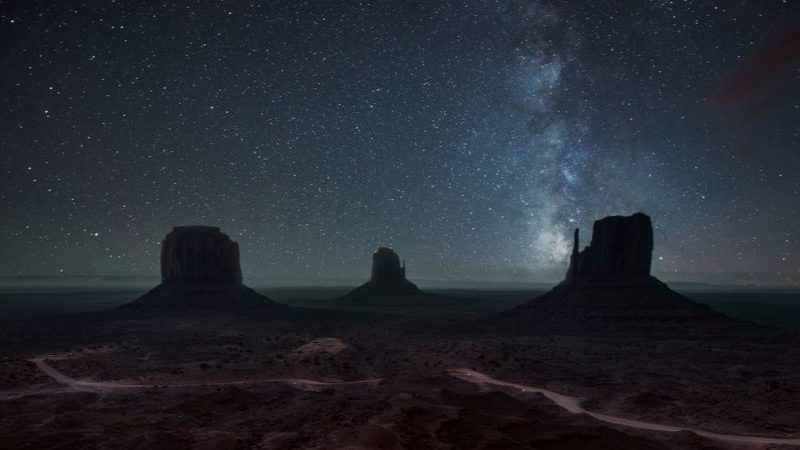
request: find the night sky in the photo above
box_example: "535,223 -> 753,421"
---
2,1 -> 799,286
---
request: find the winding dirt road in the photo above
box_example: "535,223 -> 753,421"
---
22,355 -> 381,394
449,368 -> 800,447
8,356 -> 800,447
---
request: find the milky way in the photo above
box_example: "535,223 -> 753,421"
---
2,1 -> 799,285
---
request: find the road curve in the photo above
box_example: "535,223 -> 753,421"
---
449,368 -> 800,447
25,356 -> 382,393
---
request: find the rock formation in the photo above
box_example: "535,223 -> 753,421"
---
514,213 -> 739,334
370,247 -> 412,287
160,226 -> 243,285
340,247 -> 420,301
122,226 -> 275,313
337,247 -> 477,306
565,213 -> 656,285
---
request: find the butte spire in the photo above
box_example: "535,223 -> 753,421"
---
512,213 -> 739,334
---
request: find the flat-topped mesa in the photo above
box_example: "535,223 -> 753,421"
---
160,226 -> 242,286
565,212 -> 656,285
370,247 -> 407,284
120,225 -> 275,313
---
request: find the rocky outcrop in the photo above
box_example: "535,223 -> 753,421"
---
513,213 -> 740,334
565,213 -> 654,283
121,226 -> 274,313
339,247 -> 422,301
370,247 -> 409,285
160,226 -> 242,285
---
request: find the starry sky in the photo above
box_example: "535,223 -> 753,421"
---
2,1 -> 799,286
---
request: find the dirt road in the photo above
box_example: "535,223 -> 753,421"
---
21,355 -> 381,394
449,368 -> 800,447
10,356 -> 799,447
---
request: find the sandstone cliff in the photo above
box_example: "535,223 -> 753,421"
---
160,226 -> 242,285
565,213 -> 654,283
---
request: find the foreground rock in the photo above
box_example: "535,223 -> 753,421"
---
513,213 -> 741,334
121,226 -> 275,313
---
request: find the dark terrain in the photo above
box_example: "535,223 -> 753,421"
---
0,286 -> 799,449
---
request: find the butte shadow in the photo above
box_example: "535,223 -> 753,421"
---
116,226 -> 282,315
504,213 -> 746,335
335,247 -> 470,308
